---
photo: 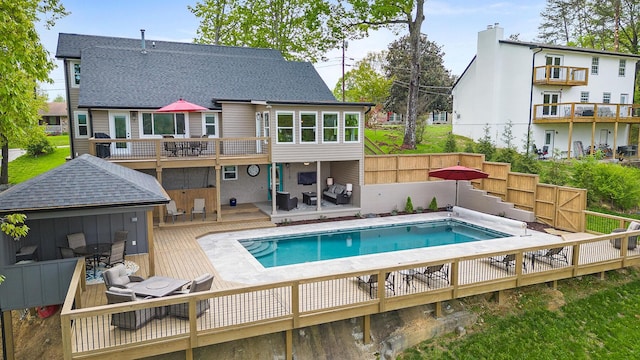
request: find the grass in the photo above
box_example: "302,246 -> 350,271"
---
47,134 -> 70,147
398,268 -> 640,359
8,147 -> 70,184
365,125 -> 472,154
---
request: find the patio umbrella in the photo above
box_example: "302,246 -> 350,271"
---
157,98 -> 208,112
428,165 -> 489,206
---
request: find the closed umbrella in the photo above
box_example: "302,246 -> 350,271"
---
157,98 -> 208,112
428,165 -> 489,205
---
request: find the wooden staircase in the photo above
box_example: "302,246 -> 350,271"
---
157,203 -> 271,230
219,203 -> 270,223
364,136 -> 385,155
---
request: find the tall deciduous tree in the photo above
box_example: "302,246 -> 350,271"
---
384,34 -> 453,118
332,53 -> 392,104
190,0 -> 338,62
0,0 -> 67,184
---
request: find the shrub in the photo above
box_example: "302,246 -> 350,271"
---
416,206 -> 424,213
463,141 -> 475,153
24,127 -> 54,156
476,124 -> 495,161
443,132 -> 458,153
405,197 -> 414,213
428,197 -> 438,211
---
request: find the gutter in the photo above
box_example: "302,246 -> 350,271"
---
527,47 -> 543,155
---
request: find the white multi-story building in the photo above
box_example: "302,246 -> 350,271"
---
452,25 -> 640,158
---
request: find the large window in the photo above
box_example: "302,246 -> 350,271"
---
580,92 -> 589,103
142,113 -> 186,136
300,112 -> 317,143
619,59 -> 626,76
344,112 -> 360,142
322,112 -> 338,143
276,111 -> 294,143
71,61 -> 81,87
203,113 -> 218,137
74,111 -> 89,138
591,57 -> 599,75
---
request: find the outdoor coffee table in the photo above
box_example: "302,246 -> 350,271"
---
129,276 -> 190,297
302,191 -> 317,205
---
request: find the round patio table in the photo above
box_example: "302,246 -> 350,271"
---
73,243 -> 112,278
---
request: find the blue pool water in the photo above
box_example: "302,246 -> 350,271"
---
240,219 -> 509,268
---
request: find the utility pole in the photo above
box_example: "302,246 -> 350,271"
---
342,40 -> 348,102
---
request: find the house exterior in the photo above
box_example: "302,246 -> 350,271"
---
56,32 -> 371,222
38,101 -> 69,134
452,25 -> 640,158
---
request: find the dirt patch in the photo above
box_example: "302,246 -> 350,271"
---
1,309 -> 63,360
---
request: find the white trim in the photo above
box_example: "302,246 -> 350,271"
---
321,111 -> 339,143
299,111 -> 318,144
202,112 -> 219,138
73,110 -> 89,138
70,61 -> 81,88
222,165 -> 238,180
139,112 -> 190,138
276,111 -> 295,144
109,112 -> 131,155
343,111 -> 361,143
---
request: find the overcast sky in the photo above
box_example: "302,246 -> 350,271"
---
36,0 -> 545,101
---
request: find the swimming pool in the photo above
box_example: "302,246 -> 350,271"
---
240,219 -> 509,268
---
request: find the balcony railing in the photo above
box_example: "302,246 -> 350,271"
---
533,103 -> 640,123
533,65 -> 589,86
88,136 -> 270,165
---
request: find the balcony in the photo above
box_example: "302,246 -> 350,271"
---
533,65 -> 589,86
88,136 -> 270,169
533,103 -> 640,124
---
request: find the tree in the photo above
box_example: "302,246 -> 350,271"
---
53,94 -> 65,102
384,34 -> 452,119
336,0 -> 426,150
332,53 -> 392,103
477,124 -> 496,161
0,213 -> 29,284
0,0 -> 67,184
190,0 -> 338,62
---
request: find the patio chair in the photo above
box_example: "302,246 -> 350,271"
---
356,273 -> 395,299
415,264 -> 450,287
165,200 -> 185,223
66,232 -> 86,250
199,134 -> 209,154
530,247 -> 569,267
163,135 -> 178,156
167,273 -> 214,318
101,230 -> 129,261
610,221 -> 640,250
191,198 -> 206,221
102,263 -> 145,290
489,254 -> 526,272
59,247 -> 76,259
101,240 -> 126,267
276,191 -> 298,211
106,287 -> 155,330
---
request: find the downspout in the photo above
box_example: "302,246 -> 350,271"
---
527,47 -> 543,155
63,60 -> 75,158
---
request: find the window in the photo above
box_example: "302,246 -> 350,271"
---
619,59 -> 626,76
142,113 -> 186,136
73,111 -> 89,138
344,112 -> 360,142
591,57 -> 599,75
222,165 -> 237,180
542,93 -> 559,116
276,111 -> 294,143
41,116 -> 60,125
203,113 -> 218,137
263,111 -> 270,138
322,112 -> 339,143
602,92 -> 611,104
300,112 -> 317,143
580,92 -> 589,103
71,61 -> 80,87
545,55 -> 562,79
621,93 -> 629,104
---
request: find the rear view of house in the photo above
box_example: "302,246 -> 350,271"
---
452,24 -> 640,159
56,31 -> 371,223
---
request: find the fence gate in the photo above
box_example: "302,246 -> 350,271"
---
554,186 -> 586,232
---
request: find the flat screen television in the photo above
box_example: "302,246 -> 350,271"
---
297,171 -> 317,185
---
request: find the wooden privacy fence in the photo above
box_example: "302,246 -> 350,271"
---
364,153 -> 587,232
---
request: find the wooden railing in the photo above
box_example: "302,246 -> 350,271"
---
533,65 -> 589,86
87,136 -> 270,166
60,211 -> 640,359
533,103 -> 640,123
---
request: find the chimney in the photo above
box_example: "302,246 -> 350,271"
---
140,29 -> 147,54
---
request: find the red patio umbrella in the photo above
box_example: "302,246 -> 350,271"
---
157,98 -> 208,112
428,165 -> 489,205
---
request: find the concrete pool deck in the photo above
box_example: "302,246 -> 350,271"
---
198,208 -> 564,284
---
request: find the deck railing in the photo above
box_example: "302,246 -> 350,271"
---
87,136 -> 270,164
533,103 -> 640,123
533,65 -> 589,86
60,211 -> 640,359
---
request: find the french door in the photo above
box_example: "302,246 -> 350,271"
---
109,113 -> 131,156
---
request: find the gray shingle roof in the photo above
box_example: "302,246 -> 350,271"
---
56,33 -> 338,108
0,154 -> 169,213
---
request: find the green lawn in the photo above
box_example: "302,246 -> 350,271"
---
47,134 -> 70,147
8,147 -> 70,184
365,125 -> 471,154
398,269 -> 640,359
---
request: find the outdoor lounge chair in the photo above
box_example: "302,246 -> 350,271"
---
489,254 -> 526,272
356,273 -> 395,299
106,287 -> 155,330
415,264 -> 450,287
165,200 -> 185,223
102,263 -> 145,290
610,221 -> 640,250
167,273 -> 214,318
191,198 -> 206,221
276,191 -> 298,211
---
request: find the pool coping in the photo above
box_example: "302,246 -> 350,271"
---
198,210 -> 563,285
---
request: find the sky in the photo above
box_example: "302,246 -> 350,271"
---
36,0 -> 546,101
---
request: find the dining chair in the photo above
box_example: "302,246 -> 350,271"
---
66,232 -> 87,250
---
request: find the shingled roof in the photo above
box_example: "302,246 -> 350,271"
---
0,154 -> 169,213
56,33 -> 338,109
